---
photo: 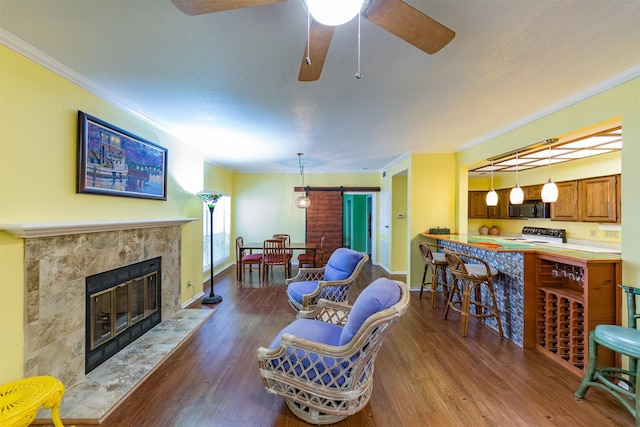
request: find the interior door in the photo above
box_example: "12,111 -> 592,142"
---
305,191 -> 343,264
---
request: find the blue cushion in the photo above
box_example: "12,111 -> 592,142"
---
339,278 -> 400,345
594,325 -> 640,356
324,248 -> 365,282
269,318 -> 343,349
269,319 -> 347,387
286,281 -> 320,304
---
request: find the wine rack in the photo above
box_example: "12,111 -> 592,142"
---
534,254 -> 618,375
535,258 -> 586,372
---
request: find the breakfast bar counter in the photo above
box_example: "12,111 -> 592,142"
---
420,232 -> 621,375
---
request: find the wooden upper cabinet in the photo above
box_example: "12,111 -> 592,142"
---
524,184 -> 543,201
469,191 -> 488,218
578,175 -> 619,223
551,181 -> 579,221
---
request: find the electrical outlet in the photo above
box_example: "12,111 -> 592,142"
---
187,281 -> 193,288
604,231 -> 619,239
590,230 -> 596,237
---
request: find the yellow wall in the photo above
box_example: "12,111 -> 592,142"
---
0,46 -> 208,382
233,172 -> 379,245
409,153 -> 457,289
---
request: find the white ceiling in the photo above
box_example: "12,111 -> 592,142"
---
1,0 -> 639,174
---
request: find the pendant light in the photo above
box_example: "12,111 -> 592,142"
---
295,153 -> 311,209
541,139 -> 559,203
486,162 -> 498,206
510,152 -> 524,205
304,0 -> 365,26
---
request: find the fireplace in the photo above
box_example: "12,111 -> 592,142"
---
85,257 -> 162,373
12,219 -> 193,389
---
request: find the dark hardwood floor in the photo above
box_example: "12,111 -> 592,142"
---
83,262 -> 632,426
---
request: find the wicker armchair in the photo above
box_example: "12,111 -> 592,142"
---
258,278 -> 409,424
286,248 -> 369,311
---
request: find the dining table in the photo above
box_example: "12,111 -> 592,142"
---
238,242 -> 317,280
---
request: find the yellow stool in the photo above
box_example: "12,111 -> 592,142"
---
0,376 -> 66,427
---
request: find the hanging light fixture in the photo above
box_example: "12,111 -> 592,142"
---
541,139 -> 559,203
486,162 -> 498,206
304,0 -> 365,26
295,153 -> 311,209
510,152 -> 524,205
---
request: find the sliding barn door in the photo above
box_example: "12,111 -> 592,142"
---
305,191 -> 343,264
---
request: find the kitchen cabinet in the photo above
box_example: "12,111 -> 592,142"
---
551,181 -> 579,221
524,184 -> 543,201
468,191 -> 488,218
578,175 -> 619,223
486,189 -> 512,219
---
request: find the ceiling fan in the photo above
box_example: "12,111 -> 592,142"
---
171,0 -> 455,81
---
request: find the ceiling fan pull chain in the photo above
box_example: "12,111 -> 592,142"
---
305,11 -> 311,65
355,12 -> 362,79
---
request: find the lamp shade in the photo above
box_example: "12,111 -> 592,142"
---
541,179 -> 559,203
304,0 -> 364,26
486,190 -> 498,206
295,195 -> 311,208
510,185 -> 524,205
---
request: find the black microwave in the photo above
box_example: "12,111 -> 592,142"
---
509,202 -> 551,218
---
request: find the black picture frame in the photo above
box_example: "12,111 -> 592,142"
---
77,111 -> 167,200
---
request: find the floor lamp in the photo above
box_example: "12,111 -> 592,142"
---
198,192 -> 223,304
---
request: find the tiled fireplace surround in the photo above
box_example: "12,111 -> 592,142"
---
18,219 -> 193,388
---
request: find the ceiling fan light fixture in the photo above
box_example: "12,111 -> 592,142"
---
304,0 -> 365,26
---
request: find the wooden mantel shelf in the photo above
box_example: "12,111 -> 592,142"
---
0,218 -> 198,238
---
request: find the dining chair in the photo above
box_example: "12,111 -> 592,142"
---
263,239 -> 289,281
236,237 -> 262,281
273,234 -> 292,271
298,236 -> 325,268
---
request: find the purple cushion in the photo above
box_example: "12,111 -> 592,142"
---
286,281 -> 320,305
269,318 -> 342,349
269,319 -> 346,386
339,278 -> 400,345
324,248 -> 365,281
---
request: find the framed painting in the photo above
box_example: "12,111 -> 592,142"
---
77,111 -> 167,200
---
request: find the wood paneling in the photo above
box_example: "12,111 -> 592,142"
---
305,191 -> 343,263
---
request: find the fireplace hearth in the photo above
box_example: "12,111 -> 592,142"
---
85,257 -> 162,373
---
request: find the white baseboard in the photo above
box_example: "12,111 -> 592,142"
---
182,291 -> 204,308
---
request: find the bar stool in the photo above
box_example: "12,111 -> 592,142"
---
443,249 -> 504,338
0,376 -> 67,427
418,242 -> 450,307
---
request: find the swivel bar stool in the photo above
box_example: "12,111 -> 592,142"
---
418,242 -> 450,308
443,249 -> 504,338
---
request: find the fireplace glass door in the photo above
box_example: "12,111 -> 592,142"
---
89,272 -> 158,351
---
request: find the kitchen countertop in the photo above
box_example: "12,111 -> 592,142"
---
420,233 -> 621,262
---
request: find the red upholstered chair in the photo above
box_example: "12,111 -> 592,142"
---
273,234 -> 293,272
263,239 -> 289,280
236,237 -> 262,281
298,236 -> 325,268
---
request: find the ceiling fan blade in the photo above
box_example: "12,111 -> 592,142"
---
171,0 -> 288,16
364,0 -> 455,54
298,21 -> 335,82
